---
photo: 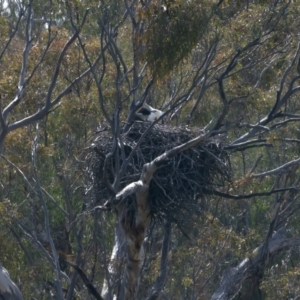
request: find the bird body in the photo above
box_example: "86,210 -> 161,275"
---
135,103 -> 164,123
146,109 -> 164,122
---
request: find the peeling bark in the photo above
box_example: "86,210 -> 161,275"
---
102,128 -> 226,299
118,165 -> 152,299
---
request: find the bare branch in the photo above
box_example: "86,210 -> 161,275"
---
278,40 -> 300,99
225,139 -> 268,150
124,0 -> 137,28
238,123 -> 270,131
146,222 -> 171,300
77,24 -> 112,125
1,155 -> 36,193
0,7 -> 24,60
202,187 -> 298,200
31,123 -> 64,299
232,40 -> 300,145
249,154 -> 264,174
252,157 -> 300,177
37,183 -> 69,216
23,29 -> 57,88
67,261 -> 104,300
44,10 -> 89,109
66,205 -> 86,300
16,219 -> 71,284
2,1 -> 33,121
269,117 -> 300,130
188,40 -> 218,119
0,10 -> 93,154
111,127 -> 228,208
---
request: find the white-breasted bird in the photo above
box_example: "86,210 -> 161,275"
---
135,103 -> 164,123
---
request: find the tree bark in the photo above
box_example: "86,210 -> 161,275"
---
211,227 -> 300,300
118,173 -> 152,300
101,223 -> 127,300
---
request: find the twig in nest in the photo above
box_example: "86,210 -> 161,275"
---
87,123 -> 230,228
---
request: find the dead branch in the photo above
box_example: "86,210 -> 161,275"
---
253,157 -> 300,177
203,187 -> 299,200
0,9 -> 92,153
0,4 -> 24,60
146,221 -> 171,300
231,40 -> 300,145
31,123 -> 64,299
67,261 -> 104,300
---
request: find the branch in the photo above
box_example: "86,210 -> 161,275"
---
0,99 -> 6,140
188,40 -> 218,118
238,122 -> 270,132
227,142 -> 272,152
23,29 -> 57,89
67,261 -> 104,300
231,40 -> 300,145
203,187 -> 299,200
66,205 -> 86,300
8,225 -> 34,265
2,1 -> 33,121
5,20 -> 98,135
16,219 -> 71,284
0,10 -> 92,154
211,227 -> 300,300
249,154 -> 264,174
124,0 -> 137,28
1,154 -> 69,216
269,117 -> 300,130
0,5 -> 24,60
44,9 -> 89,109
278,40 -> 300,99
225,139 -> 268,150
1,155 -> 36,194
146,222 -> 171,300
113,181 -> 144,205
213,40 -> 259,130
77,24 -> 112,125
31,123 -> 64,299
252,157 -> 300,177
111,127 -> 228,207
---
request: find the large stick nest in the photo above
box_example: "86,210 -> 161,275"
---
86,123 -> 231,226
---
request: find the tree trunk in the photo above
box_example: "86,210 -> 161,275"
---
118,188 -> 151,300
101,223 -> 127,300
211,227 -> 300,300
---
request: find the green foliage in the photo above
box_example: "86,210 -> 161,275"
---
140,0 -> 210,77
1,0 -> 300,298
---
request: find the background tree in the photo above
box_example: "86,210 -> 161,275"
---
2,0 -> 300,299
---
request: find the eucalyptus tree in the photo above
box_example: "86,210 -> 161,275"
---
0,0 -> 99,153
0,0 -> 103,297
81,0 -> 300,299
2,0 -> 300,299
